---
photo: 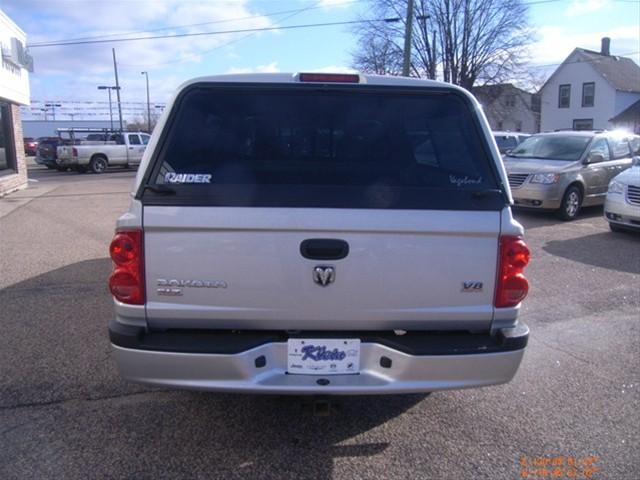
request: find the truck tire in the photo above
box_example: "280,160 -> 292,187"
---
557,185 -> 582,221
89,155 -> 108,174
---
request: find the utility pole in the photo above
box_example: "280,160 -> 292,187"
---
402,0 -> 415,77
98,85 -> 120,131
45,102 -> 61,121
112,48 -> 124,131
141,71 -> 151,133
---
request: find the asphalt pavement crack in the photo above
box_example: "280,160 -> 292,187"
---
0,389 -> 171,412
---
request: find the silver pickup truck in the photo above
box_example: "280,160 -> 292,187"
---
57,132 -> 150,173
108,73 -> 531,395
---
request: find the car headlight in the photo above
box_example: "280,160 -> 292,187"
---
608,181 -> 625,194
530,173 -> 560,184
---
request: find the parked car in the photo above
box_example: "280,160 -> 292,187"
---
108,72 -> 531,395
23,137 -> 38,156
604,155 -> 640,232
493,131 -> 530,154
56,132 -> 150,173
35,137 -> 71,170
503,131 -> 636,220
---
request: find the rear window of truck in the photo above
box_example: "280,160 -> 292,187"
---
141,84 -> 503,210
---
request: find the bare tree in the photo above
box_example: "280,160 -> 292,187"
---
353,31 -> 404,75
353,0 -> 533,89
126,114 -> 160,133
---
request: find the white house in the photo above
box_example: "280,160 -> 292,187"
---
0,9 -> 31,196
539,38 -> 640,133
472,83 -> 540,133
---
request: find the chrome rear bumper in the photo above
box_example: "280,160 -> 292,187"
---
110,324 -> 528,395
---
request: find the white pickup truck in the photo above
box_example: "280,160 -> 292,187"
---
108,73 -> 531,395
57,131 -> 150,173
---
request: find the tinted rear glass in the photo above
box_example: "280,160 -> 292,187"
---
144,85 -> 502,209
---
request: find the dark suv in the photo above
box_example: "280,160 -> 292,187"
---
35,137 -> 69,170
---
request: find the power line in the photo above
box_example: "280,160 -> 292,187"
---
28,17 -> 400,48
119,0 -> 324,68
27,0 -> 363,47
529,51 -> 640,69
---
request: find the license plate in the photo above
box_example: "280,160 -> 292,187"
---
287,338 -> 360,375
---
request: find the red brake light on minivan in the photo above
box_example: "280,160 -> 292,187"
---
495,235 -> 530,308
298,73 -> 360,83
108,230 -> 144,305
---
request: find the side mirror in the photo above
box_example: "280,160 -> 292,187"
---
585,152 -> 604,164
633,156 -> 640,166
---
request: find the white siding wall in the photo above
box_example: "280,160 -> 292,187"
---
540,53 -> 616,131
614,91 -> 640,115
0,11 -> 29,105
483,94 -> 538,133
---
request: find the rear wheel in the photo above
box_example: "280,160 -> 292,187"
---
557,186 -> 582,221
89,155 -> 108,174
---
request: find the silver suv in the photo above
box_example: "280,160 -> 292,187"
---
504,131 -> 636,220
108,73 -> 530,395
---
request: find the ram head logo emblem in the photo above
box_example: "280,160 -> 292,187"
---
313,266 -> 335,287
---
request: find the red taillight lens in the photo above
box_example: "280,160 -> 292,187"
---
110,232 -> 140,264
72,147 -> 78,157
495,235 -> 530,308
298,73 -> 360,83
108,230 -> 144,304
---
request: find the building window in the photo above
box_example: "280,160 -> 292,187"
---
0,103 -> 17,175
505,95 -> 516,107
531,95 -> 541,112
582,82 -> 595,107
559,84 -> 571,108
573,119 -> 593,131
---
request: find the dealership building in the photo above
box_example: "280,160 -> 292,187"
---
0,10 -> 31,197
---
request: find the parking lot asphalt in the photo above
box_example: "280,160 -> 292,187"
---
1,164 -> 638,480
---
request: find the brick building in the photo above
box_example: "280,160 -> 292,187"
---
0,10 -> 31,197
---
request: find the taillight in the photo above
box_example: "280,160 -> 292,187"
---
108,230 -> 144,304
298,73 -> 360,83
72,147 -> 78,157
495,235 -> 530,308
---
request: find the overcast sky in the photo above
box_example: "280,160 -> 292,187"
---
3,0 -> 639,111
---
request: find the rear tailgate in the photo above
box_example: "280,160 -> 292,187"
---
139,82 -> 506,331
143,208 -> 499,330
56,145 -> 74,162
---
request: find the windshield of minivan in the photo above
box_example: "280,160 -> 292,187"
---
507,135 -> 591,161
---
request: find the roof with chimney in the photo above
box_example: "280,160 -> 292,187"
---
540,38 -> 640,94
574,48 -> 640,93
